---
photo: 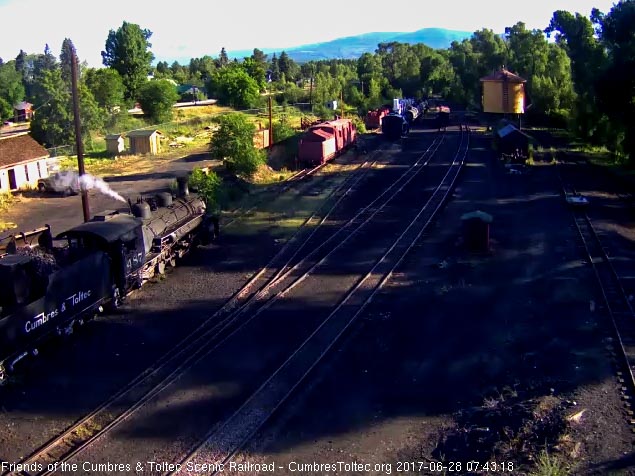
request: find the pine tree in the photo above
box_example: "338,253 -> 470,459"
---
59,38 -> 75,84
219,47 -> 229,68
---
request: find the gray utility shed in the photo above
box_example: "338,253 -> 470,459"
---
128,129 -> 163,155
105,134 -> 125,154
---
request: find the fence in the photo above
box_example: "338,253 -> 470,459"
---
46,145 -> 75,157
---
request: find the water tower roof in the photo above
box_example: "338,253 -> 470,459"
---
480,68 -> 526,83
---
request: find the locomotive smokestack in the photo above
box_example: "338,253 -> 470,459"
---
176,176 -> 189,198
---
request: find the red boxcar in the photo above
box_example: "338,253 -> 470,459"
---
365,106 -> 391,129
298,128 -> 337,165
298,118 -> 357,166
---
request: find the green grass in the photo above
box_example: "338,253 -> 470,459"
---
251,166 -> 297,185
77,104 -> 307,167
0,192 -> 18,232
530,450 -> 569,476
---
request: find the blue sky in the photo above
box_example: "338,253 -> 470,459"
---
0,0 -> 618,67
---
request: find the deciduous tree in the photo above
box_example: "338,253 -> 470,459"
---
0,61 -> 25,120
595,1 -> 635,161
137,79 -> 179,123
30,68 -> 102,148
84,68 -> 125,111
102,21 -> 154,101
210,113 -> 265,177
189,168 -> 221,212
206,65 -> 260,109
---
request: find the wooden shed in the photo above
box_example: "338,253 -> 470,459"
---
494,123 -> 535,157
480,69 -> 526,114
128,129 -> 163,155
105,134 -> 125,155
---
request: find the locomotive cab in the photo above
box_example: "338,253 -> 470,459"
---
57,214 -> 146,294
0,254 -> 49,317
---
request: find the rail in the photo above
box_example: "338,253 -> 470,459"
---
557,169 -> 635,416
7,130 -> 449,476
172,127 -> 470,473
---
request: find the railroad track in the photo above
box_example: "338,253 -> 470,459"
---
222,151 -> 374,229
42,131 -> 455,474
59,129 -> 456,472
558,170 -> 635,417
222,137 -> 386,229
172,127 -> 470,474
4,133 -> 442,476
2,158 -> 371,476
221,162 -> 327,229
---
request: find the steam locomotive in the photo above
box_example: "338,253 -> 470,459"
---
0,178 -> 217,382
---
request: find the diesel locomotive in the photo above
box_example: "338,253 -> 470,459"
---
0,178 -> 217,382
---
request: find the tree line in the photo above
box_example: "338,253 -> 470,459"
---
0,2 -> 633,161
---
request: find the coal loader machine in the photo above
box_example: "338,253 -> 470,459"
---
0,178 -> 217,382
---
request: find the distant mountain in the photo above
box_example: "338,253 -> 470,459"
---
226,28 -> 473,63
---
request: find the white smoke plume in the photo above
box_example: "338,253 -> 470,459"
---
79,174 -> 126,202
48,170 -> 126,202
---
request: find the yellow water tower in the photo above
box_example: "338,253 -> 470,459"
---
480,68 -> 526,114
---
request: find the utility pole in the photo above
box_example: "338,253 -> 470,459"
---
70,44 -> 90,222
340,90 -> 343,118
268,94 -> 273,147
309,76 -> 313,112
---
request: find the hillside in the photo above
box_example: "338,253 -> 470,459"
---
225,27 -> 473,63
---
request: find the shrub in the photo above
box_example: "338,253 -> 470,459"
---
272,121 -> 297,142
137,80 -> 180,123
351,115 -> 367,134
210,113 -> 266,178
189,168 -> 221,212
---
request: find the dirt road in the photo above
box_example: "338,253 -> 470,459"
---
0,151 -> 217,240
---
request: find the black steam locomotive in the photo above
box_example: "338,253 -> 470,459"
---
0,179 -> 217,382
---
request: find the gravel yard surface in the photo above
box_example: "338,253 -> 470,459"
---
0,146 -> 372,465
49,131 -> 449,473
237,131 -> 635,475
3,128 -> 634,476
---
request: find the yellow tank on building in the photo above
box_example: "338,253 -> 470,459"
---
480,69 -> 526,114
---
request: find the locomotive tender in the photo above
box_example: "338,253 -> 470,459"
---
0,179 -> 216,382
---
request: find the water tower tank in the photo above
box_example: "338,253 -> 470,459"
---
480,69 -> 526,114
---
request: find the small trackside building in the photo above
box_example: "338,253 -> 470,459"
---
0,133 -> 50,192
105,134 -> 125,155
494,123 -> 534,156
128,129 -> 163,155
